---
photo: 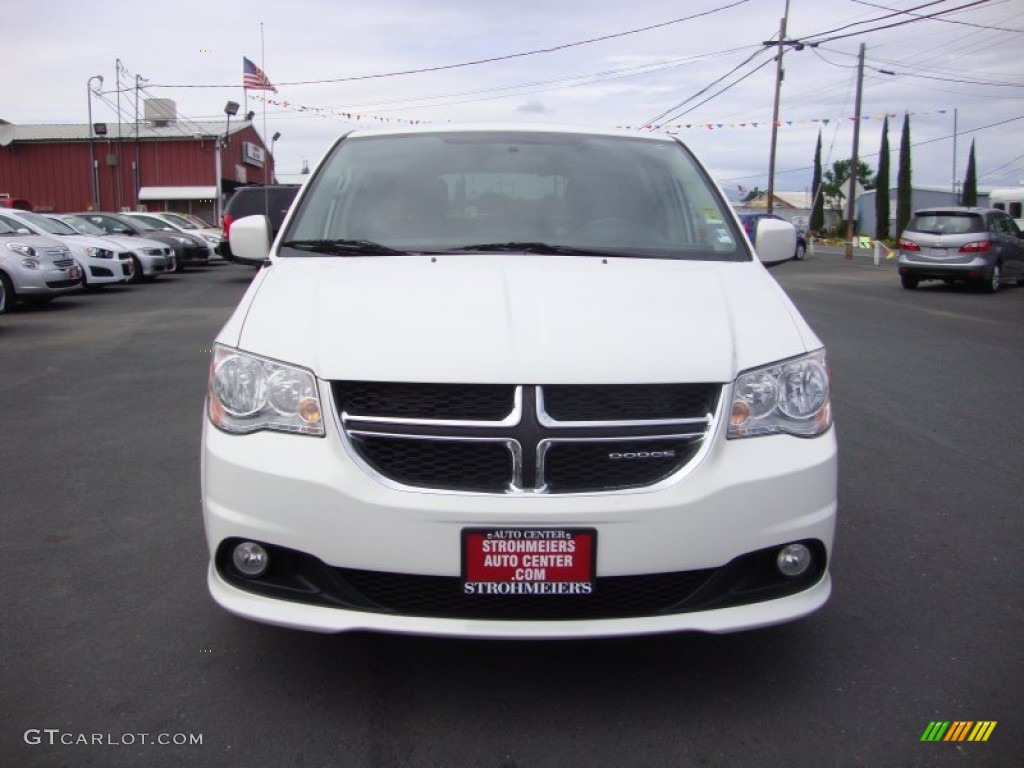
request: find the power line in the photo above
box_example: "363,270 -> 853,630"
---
149,1 -> 751,89
850,0 -> 1024,33
655,58 -> 776,125
807,0 -> 993,45
643,47 -> 771,125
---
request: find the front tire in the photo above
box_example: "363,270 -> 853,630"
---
0,271 -> 12,314
794,241 -> 806,260
900,274 -> 919,290
130,256 -> 144,284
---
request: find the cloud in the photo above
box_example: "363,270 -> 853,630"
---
516,101 -> 550,114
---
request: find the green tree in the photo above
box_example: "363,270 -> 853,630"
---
875,116 -> 891,240
821,159 -> 876,222
962,140 -> 978,207
741,186 -> 762,204
896,113 -> 913,236
810,131 -> 824,233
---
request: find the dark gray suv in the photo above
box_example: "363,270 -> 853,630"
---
897,207 -> 1024,293
219,185 -> 300,265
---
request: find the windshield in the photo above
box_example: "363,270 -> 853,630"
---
131,214 -> 173,230
17,210 -> 77,235
60,215 -> 106,236
908,213 -> 985,235
159,213 -> 197,229
283,131 -> 745,261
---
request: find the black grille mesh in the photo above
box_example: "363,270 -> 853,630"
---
340,568 -> 715,620
334,381 -> 515,421
543,384 -> 716,421
351,435 -> 513,493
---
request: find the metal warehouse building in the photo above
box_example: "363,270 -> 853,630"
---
0,100 -> 276,223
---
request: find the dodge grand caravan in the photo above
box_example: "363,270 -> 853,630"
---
202,124 -> 837,638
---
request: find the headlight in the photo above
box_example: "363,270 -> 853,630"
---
86,246 -> 114,259
202,233 -> 223,244
6,242 -> 36,257
728,349 -> 831,438
208,345 -> 324,436
172,236 -> 191,245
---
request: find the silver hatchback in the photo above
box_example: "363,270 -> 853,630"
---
0,219 -> 81,312
897,207 -> 1024,293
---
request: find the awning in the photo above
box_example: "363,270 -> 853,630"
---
139,186 -> 217,201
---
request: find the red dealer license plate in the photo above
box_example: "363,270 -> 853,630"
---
461,528 -> 597,596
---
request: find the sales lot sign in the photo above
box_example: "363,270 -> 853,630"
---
462,528 -> 596,595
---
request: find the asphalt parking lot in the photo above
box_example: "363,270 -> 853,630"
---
2,254 -> 1021,767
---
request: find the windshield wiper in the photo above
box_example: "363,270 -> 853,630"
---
280,239 -> 410,256
447,242 -> 613,257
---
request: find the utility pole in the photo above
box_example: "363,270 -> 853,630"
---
765,0 -> 791,215
952,107 -> 959,202
844,43 -> 866,260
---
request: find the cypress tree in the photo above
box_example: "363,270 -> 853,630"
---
810,131 -> 824,233
896,113 -> 913,236
875,117 -> 891,240
962,140 -> 978,207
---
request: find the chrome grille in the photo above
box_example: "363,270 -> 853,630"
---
334,382 -> 718,495
54,258 -> 76,268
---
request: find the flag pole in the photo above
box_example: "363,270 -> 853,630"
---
260,21 -> 269,184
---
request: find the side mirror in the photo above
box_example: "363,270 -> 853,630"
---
230,215 -> 272,265
753,217 -> 797,265
16,227 -> 32,235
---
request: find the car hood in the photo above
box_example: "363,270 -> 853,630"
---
97,234 -> 168,252
226,255 -> 818,383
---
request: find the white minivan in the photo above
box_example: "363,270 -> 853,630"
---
202,124 -> 836,638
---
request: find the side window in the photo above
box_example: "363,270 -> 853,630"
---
1010,202 -> 1023,220
0,214 -> 20,230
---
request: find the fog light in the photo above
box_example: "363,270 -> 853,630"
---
776,543 -> 812,577
232,541 -> 269,578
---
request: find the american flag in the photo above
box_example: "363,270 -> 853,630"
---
243,57 -> 277,92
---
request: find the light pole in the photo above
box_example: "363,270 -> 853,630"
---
270,132 -> 280,183
86,75 -> 103,209
216,101 -> 240,224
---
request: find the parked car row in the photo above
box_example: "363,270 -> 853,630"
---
0,210 -> 216,313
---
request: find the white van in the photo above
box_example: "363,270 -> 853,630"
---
203,124 -> 837,638
989,187 -> 1024,229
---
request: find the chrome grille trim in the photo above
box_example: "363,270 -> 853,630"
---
334,383 -> 721,496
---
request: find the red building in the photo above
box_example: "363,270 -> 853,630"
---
0,103 -> 275,223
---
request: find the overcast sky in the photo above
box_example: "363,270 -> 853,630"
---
5,0 -> 1023,196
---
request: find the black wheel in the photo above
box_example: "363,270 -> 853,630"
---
794,241 -> 806,260
130,256 -> 145,284
900,274 -> 919,290
0,271 -> 12,314
174,255 -> 186,274
981,262 -> 1001,294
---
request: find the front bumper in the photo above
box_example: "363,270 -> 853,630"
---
83,257 -> 133,285
201,389 -> 837,637
14,264 -> 82,296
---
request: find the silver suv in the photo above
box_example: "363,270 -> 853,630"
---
0,218 -> 81,312
897,207 -> 1024,293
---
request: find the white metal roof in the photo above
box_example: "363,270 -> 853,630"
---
139,186 -> 217,201
2,121 -> 254,143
